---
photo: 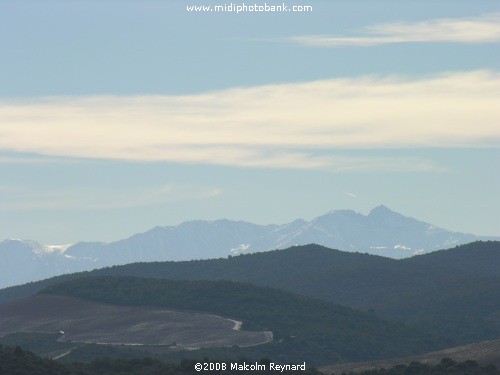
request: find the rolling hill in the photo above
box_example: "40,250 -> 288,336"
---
2,205 -> 495,288
30,276 -> 441,365
319,339 -> 500,374
1,241 -> 498,345
0,294 -> 271,349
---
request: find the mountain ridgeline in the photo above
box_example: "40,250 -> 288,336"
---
1,205 -> 495,288
39,276 -> 440,365
1,241 -> 499,346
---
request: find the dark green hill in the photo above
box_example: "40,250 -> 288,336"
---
1,241 -> 498,343
0,245 -> 394,306
2,344 -> 498,375
40,275 -> 440,365
0,344 -> 321,374
400,240 -> 500,277
0,344 -> 70,375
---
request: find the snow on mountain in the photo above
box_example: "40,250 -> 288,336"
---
0,239 -> 86,288
0,206 -> 494,289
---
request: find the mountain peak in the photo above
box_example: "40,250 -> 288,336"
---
0,239 -> 42,250
322,209 -> 361,218
369,205 -> 396,216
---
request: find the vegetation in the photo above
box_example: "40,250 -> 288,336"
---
39,276 -> 441,365
0,344 -> 321,374
0,344 -> 71,375
1,241 -> 498,345
342,358 -> 499,375
1,345 -> 497,375
0,332 -> 76,358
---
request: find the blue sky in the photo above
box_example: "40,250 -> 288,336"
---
0,0 -> 499,243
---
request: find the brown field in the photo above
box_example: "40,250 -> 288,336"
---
319,339 -> 500,374
0,294 -> 272,349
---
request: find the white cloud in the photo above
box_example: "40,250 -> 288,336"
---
290,13 -> 500,47
0,70 -> 498,171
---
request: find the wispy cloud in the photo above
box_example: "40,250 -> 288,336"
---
0,183 -> 222,210
0,71 -> 498,171
0,155 -> 68,164
290,13 -> 500,47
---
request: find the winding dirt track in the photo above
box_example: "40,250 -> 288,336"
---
0,294 -> 272,349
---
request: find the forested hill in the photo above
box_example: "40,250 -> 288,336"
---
4,344 -> 497,375
0,244 -> 393,304
40,276 -> 440,365
1,241 -> 498,343
0,344 -> 322,375
399,240 -> 500,276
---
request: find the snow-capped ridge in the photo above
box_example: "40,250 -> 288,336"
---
1,205 -> 494,289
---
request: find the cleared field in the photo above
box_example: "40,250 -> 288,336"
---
319,339 -> 500,374
0,294 -> 271,349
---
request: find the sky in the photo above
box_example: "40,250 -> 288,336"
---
0,0 -> 499,244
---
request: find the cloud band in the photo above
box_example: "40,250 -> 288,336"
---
290,13 -> 500,47
0,71 -> 498,170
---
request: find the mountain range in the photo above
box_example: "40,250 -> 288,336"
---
1,205 -> 495,288
2,241 -> 498,345
1,241 -> 498,366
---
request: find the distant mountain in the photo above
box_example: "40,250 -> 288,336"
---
0,241 -> 500,345
0,206 -> 495,288
2,241 -> 499,346
0,240 -> 94,288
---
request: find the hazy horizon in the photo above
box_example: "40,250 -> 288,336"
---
1,0 -> 499,243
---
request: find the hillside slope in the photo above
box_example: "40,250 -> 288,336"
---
1,242 -> 498,344
36,276 -> 440,365
320,339 -> 500,374
2,206 -> 495,288
0,294 -> 270,349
